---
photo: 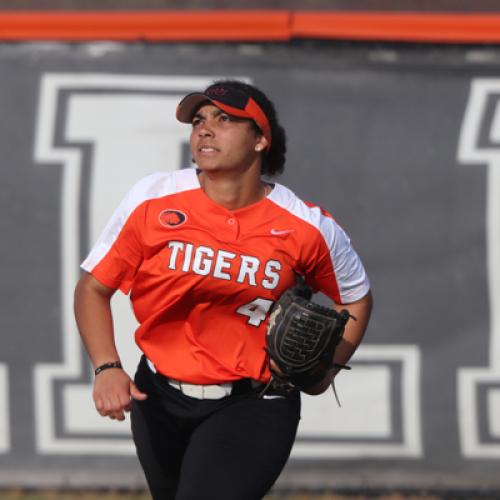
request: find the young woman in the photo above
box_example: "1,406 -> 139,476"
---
74,80 -> 372,500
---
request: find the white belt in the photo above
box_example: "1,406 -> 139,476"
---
146,358 -> 233,400
167,379 -> 233,399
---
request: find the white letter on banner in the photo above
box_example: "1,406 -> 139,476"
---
33,74 -> 217,454
0,365 -> 10,453
457,78 -> 500,458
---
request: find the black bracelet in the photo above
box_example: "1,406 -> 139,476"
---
94,361 -> 122,376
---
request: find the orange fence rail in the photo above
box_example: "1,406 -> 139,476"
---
293,12 -> 500,43
0,10 -> 499,43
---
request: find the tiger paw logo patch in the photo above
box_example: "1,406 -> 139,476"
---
159,209 -> 187,228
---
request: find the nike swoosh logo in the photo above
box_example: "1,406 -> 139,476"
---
270,229 -> 295,236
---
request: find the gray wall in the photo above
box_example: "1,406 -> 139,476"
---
0,41 -> 499,492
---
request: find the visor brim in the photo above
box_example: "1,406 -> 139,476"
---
176,93 -> 213,123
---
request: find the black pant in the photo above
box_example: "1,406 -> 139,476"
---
131,356 -> 301,500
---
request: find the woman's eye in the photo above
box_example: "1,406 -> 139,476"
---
220,114 -> 230,122
192,118 -> 201,127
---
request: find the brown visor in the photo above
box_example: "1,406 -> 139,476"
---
176,85 -> 272,147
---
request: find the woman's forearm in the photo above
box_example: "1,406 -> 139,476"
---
74,272 -> 120,369
332,289 -> 373,369
303,290 -> 373,395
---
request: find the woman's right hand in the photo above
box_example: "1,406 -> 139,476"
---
93,368 -> 147,421
75,273 -> 148,421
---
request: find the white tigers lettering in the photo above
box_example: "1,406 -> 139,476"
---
166,241 -> 281,289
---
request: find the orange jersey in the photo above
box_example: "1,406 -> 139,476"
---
82,168 -> 370,384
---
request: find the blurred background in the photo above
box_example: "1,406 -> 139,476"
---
1,0 -> 500,498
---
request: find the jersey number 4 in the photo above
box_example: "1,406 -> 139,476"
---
236,298 -> 274,327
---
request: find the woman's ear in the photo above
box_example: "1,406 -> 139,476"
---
255,136 -> 269,152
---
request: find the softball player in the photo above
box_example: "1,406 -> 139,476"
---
74,80 -> 372,500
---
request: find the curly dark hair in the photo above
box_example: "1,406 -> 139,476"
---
204,80 -> 287,177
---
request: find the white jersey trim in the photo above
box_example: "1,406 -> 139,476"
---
268,183 -> 370,304
81,168 -> 199,273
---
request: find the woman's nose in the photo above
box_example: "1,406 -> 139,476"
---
198,122 -> 214,137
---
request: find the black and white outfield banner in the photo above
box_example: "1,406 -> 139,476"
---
0,42 -> 498,489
